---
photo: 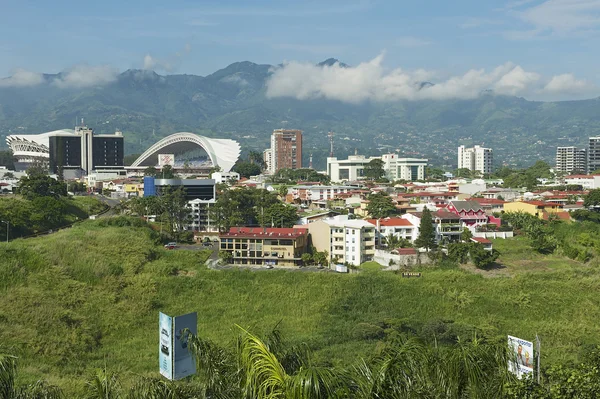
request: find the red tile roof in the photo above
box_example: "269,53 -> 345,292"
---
396,248 -> 417,255
221,227 -> 308,239
471,237 -> 492,244
466,197 -> 506,205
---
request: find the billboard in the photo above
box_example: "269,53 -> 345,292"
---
158,153 -> 175,167
159,312 -> 173,380
508,335 -> 534,379
173,312 -> 197,380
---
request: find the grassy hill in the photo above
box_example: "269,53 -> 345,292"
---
1,219 -> 599,395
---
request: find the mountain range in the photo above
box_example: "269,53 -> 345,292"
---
1,59 -> 600,170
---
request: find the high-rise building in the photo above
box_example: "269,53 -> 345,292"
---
556,146 -> 587,174
458,145 -> 493,175
265,129 -> 302,173
589,137 -> 600,173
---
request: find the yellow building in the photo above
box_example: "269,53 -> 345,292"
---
124,183 -> 143,197
503,200 -> 564,219
219,227 -> 308,267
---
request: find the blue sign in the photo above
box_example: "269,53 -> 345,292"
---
173,312 -> 197,380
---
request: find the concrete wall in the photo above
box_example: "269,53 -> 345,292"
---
374,249 -> 432,269
473,231 -> 514,239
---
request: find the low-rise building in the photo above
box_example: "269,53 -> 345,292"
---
290,185 -> 356,202
446,200 -> 488,229
219,227 -> 308,267
403,210 -> 462,244
327,154 -> 427,183
306,215 -> 375,266
564,175 -> 600,190
365,218 -> 417,246
503,200 -> 564,219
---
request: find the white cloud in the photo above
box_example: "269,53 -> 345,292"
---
53,65 -> 119,88
508,0 -> 600,38
266,54 -> 596,102
0,68 -> 44,87
394,36 -> 432,48
543,73 -> 590,93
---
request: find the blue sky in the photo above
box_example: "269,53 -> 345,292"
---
1,0 -> 599,100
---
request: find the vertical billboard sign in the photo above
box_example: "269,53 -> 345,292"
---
508,335 -> 534,379
173,312 -> 198,380
159,312 -> 173,380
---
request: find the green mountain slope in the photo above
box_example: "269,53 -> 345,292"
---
1,60 -> 600,169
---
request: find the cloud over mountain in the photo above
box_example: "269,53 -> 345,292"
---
0,68 -> 44,87
52,65 -> 119,88
265,54 -> 597,102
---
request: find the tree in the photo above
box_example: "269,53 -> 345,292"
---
366,192 -> 396,218
18,171 -> 66,200
143,166 -> 158,177
160,164 -> 176,179
2,172 -> 15,179
584,189 -> 600,209
248,150 -> 266,169
364,159 -> 385,180
415,208 -> 436,251
470,244 -> 500,269
233,161 -> 261,178
448,242 -> 471,264
0,354 -> 63,399
461,227 -> 473,242
218,250 -> 233,265
301,253 -> 312,265
278,184 -> 289,199
261,202 -> 298,228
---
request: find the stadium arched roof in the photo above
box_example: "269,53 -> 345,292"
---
7,129 -> 77,160
130,133 -> 241,172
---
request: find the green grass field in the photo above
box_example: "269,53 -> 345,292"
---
1,220 -> 599,395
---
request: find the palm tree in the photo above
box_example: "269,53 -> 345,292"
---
0,354 -> 63,399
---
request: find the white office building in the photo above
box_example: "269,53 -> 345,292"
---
458,145 -> 493,175
327,154 -> 427,183
381,154 -> 427,181
556,146 -> 587,174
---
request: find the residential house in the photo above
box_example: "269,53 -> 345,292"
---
365,217 -> 417,246
403,210 -> 462,244
470,237 -> 493,251
446,200 -> 488,229
503,201 -> 565,219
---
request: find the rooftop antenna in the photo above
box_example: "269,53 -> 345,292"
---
328,131 -> 335,157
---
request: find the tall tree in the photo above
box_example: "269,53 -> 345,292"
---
364,159 -> 385,180
160,164 -> 176,179
234,161 -> 261,178
143,166 -> 158,177
415,208 -> 436,251
584,189 -> 600,209
366,192 -> 396,218
18,170 -> 66,200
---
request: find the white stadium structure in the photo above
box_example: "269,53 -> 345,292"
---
7,129 -> 75,165
129,132 -> 241,173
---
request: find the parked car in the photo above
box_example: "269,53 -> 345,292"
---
202,241 -> 212,247
164,242 -> 178,250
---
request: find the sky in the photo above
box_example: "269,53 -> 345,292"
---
1,0 -> 600,101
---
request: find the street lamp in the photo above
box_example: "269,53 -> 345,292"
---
1,220 -> 8,243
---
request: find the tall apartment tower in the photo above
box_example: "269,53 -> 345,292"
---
266,129 -> 302,173
556,146 -> 587,174
589,137 -> 600,173
458,145 -> 493,175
